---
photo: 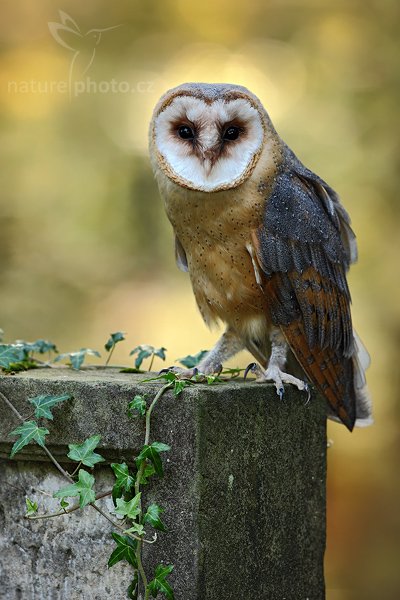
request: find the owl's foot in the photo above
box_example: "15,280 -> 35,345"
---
159,365 -> 198,378
159,363 -> 222,380
244,362 -> 309,400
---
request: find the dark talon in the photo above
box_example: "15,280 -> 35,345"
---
278,386 -> 284,400
244,363 -> 257,380
304,382 -> 311,404
158,366 -> 174,375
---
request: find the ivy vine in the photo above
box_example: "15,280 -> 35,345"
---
0,329 -> 243,599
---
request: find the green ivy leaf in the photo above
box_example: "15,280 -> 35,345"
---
127,572 -> 139,599
130,345 -> 152,368
206,374 -> 223,385
139,463 -> 156,485
54,348 -> 101,370
142,371 -> 195,395
33,339 -> 58,354
9,421 -> 49,457
128,395 -> 147,418
60,498 -> 69,510
18,340 -> 58,355
143,504 -> 166,532
125,522 -> 146,536
150,442 -> 171,453
221,367 -> 243,378
108,532 -> 137,568
111,462 -> 135,504
141,372 -> 177,384
177,350 -> 208,368
67,435 -> 105,467
129,345 -> 167,369
111,462 -> 135,489
28,393 -> 72,420
25,497 -> 38,517
105,331 -> 126,352
113,493 -> 141,520
0,344 -> 27,369
136,442 -> 170,477
173,380 -> 193,396
153,347 -> 167,361
147,564 -> 175,600
53,469 -> 95,508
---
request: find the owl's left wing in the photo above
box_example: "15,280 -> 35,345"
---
252,155 -> 358,429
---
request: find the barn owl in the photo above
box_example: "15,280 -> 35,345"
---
149,82 -> 372,431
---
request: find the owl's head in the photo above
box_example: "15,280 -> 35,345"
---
150,83 -> 272,192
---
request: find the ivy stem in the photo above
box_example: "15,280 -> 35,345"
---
135,381 -> 173,599
148,353 -> 155,372
26,490 -> 112,519
145,382 -> 173,446
0,390 -> 24,422
1,379 -> 173,594
26,491 -> 155,544
70,461 -> 82,478
105,344 -> 115,367
0,390 -> 155,545
144,582 -> 150,600
0,390 -> 73,482
41,446 -> 74,481
89,504 -> 155,544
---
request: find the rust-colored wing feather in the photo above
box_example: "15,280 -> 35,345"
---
263,270 -> 356,429
254,150 -> 358,429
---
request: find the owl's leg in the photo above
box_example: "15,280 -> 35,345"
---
196,327 -> 245,374
162,328 -> 245,377
247,328 -> 309,399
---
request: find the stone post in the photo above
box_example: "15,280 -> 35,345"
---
0,368 -> 326,599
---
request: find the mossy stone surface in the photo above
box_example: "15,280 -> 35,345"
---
0,368 -> 326,599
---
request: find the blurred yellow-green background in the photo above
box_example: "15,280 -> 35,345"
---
1,1 -> 399,597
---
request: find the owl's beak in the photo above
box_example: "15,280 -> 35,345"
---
202,149 -> 216,176
203,158 -> 213,176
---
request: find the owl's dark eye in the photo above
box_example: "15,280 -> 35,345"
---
178,125 -> 194,140
223,126 -> 240,141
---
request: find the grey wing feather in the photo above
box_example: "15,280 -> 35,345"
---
255,151 -> 356,356
285,147 -> 358,265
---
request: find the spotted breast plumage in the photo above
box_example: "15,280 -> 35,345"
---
149,82 -> 372,431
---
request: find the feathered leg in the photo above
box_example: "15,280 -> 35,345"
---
247,327 -> 308,399
197,328 -> 245,374
163,328 -> 245,377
